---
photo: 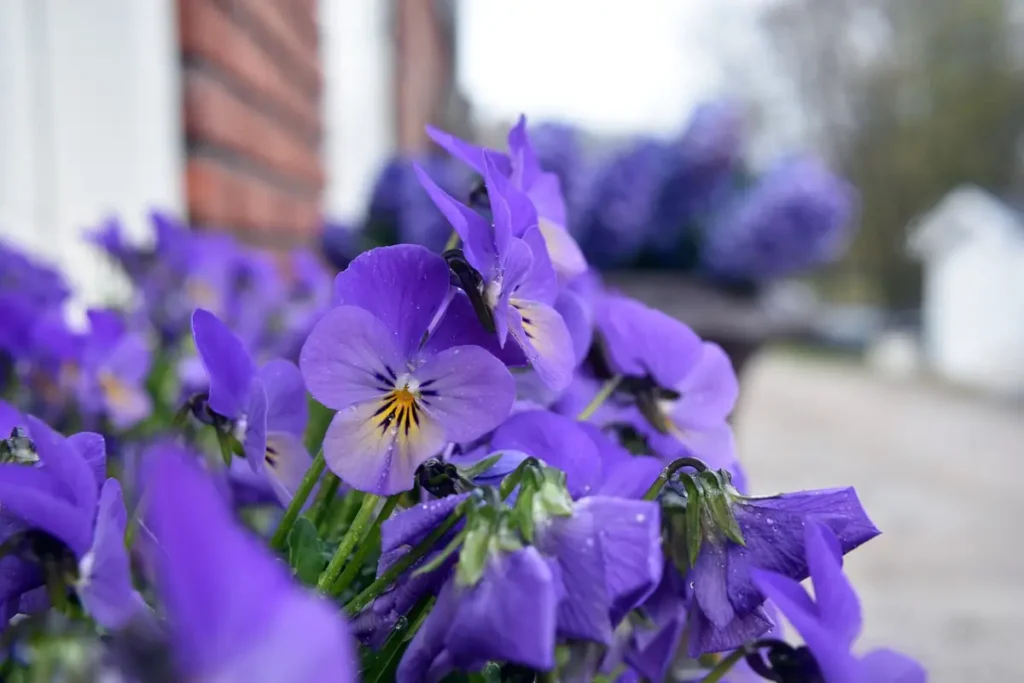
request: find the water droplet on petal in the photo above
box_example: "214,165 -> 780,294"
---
635,513 -> 646,523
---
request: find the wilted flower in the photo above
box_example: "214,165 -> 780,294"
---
300,245 -> 516,494
143,442 -> 357,682
752,522 -> 926,683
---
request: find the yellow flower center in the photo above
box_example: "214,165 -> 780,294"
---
373,385 -> 422,437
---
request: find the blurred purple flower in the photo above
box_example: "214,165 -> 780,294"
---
0,417 -> 144,629
300,245 -> 515,494
703,155 -> 858,281
144,442 -> 357,682
75,309 -> 153,430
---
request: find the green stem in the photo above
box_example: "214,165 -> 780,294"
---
643,456 -> 709,500
311,472 -> 341,529
576,375 -> 622,421
270,449 -> 325,551
698,648 -> 747,683
345,503 -> 467,615
317,494 -> 381,593
329,495 -> 401,595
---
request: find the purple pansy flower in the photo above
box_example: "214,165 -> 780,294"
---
192,310 -> 313,505
0,417 -> 144,629
534,495 -> 662,644
597,295 -> 739,470
752,522 -> 926,683
703,155 -> 858,282
143,442 -> 357,682
398,545 -> 558,681
76,309 -> 153,430
415,158 -> 575,391
428,116 -> 588,280
683,486 -> 880,656
300,245 -> 516,495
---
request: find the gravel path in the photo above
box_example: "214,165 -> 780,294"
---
735,351 -> 1024,682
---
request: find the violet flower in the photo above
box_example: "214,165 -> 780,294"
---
397,546 -> 558,681
300,245 -> 516,494
428,116 -> 588,279
0,416 -> 143,629
596,294 -> 740,470
75,309 -> 153,430
143,442 -> 357,682
192,310 -> 313,505
415,158 -> 576,391
680,485 -> 880,656
752,522 -> 926,683
703,155 -> 858,282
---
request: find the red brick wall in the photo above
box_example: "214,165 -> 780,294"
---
178,0 -> 323,247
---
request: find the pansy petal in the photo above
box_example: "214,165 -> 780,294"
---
595,457 -> 663,500
299,306 -> 406,410
491,411 -> 600,498
0,466 -> 92,555
242,379 -> 269,473
539,217 -> 587,279
332,245 -> 451,359
445,547 -> 558,672
669,342 -> 739,428
693,541 -> 735,629
647,420 -> 737,472
857,648 -> 927,683
421,291 -> 528,367
506,115 -> 542,190
688,605 -> 775,657
805,521 -> 862,645
191,309 -> 255,419
413,345 -> 516,443
77,479 -> 145,629
263,432 -> 314,507
381,493 -> 470,553
413,164 -> 498,276
484,153 -> 536,248
259,359 -> 308,437
67,432 -> 107,489
426,124 -> 512,178
509,300 -> 575,393
515,226 -> 559,305
598,295 -> 703,388
25,416 -> 97,514
397,575 -> 462,682
106,333 -> 152,386
580,497 -> 663,621
534,512 -> 613,644
555,289 -> 592,366
322,401 -> 446,495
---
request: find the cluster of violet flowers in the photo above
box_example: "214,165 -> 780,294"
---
324,101 -> 859,289
0,116 -> 924,683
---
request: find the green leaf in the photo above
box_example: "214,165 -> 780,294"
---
699,471 -> 745,546
287,517 -> 327,585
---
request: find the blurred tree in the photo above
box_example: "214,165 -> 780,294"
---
759,0 -> 1024,308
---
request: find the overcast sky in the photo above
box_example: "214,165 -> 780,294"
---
457,0 -> 780,139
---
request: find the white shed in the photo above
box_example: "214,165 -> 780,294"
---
907,185 -> 1024,397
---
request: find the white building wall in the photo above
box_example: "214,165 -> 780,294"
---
321,0 -> 395,223
925,235 -> 1024,396
0,0 -> 183,307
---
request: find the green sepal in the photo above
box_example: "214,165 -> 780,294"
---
455,519 -> 492,588
680,474 -> 705,568
287,517 -> 327,585
458,452 -> 504,480
699,470 -> 745,547
214,430 -> 241,467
